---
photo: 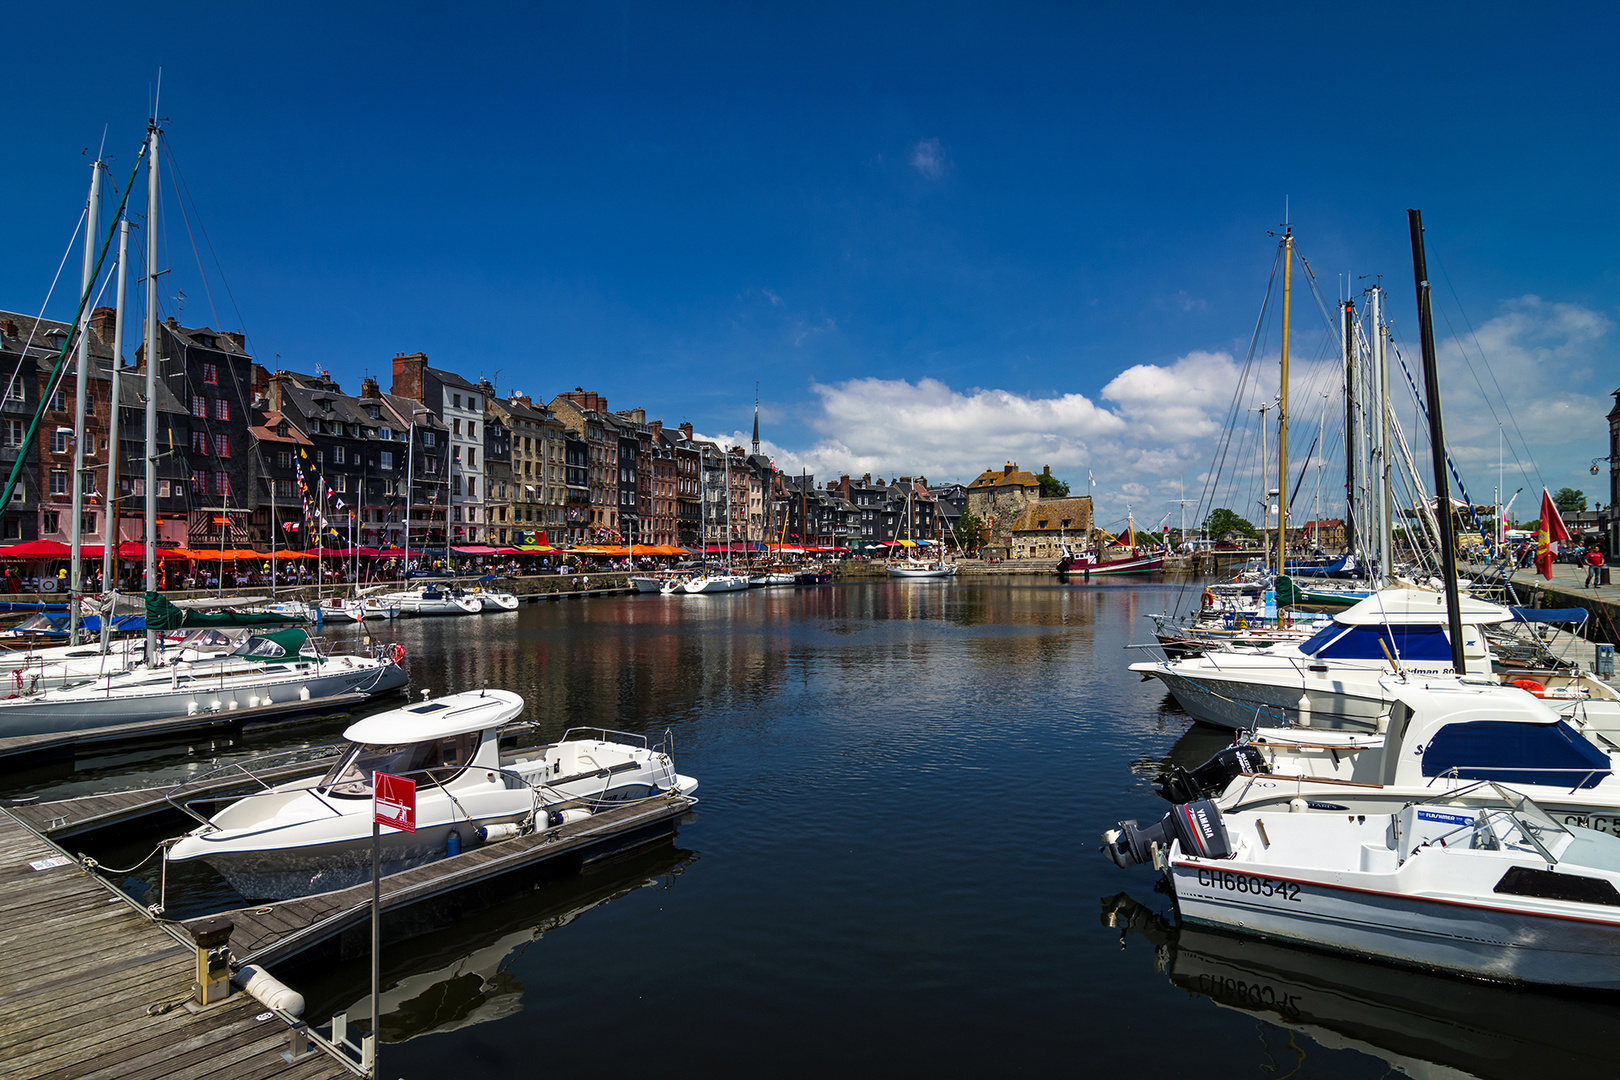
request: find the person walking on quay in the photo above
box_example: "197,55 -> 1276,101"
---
1585,544 -> 1606,589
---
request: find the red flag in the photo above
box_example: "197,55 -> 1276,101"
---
1534,488 -> 1570,580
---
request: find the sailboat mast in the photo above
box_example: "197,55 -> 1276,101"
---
1341,299 -> 1357,558
1371,285 -> 1394,582
1408,209 -> 1466,674
1258,402 -> 1270,563
69,159 -> 102,645
99,216 -> 129,652
143,121 -> 160,660
1277,229 -> 1292,573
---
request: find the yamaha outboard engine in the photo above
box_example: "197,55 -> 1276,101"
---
1101,798 -> 1234,869
1154,745 -> 1268,804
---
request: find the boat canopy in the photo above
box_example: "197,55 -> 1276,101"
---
1299,622 -> 1457,662
343,688 -> 525,744
229,628 -> 310,662
1507,607 -> 1590,624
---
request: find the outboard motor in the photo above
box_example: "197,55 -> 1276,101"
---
1102,798 -> 1234,869
1154,745 -> 1268,804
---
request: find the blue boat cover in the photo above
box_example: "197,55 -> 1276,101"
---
1508,608 -> 1590,624
1422,720 -> 1611,789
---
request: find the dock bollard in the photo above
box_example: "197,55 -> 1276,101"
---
188,916 -> 234,1006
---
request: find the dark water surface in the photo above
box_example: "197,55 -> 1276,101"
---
11,579 -> 1620,1078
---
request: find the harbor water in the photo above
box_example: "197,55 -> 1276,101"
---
8,578 -> 1620,1079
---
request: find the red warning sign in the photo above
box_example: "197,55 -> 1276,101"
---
373,771 -> 416,833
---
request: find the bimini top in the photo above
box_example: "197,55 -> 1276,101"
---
1332,588 -> 1511,627
343,688 -> 525,744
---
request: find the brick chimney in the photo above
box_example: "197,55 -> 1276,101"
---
559,389 -> 607,414
266,370 -> 292,412
648,419 -> 662,436
839,474 -> 851,499
1004,462 -> 1016,476
223,330 -> 246,351
360,376 -> 381,399
90,306 -> 117,347
392,352 -> 426,402
509,392 -> 533,407
679,422 -> 693,440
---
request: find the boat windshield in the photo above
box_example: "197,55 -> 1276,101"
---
318,733 -> 480,797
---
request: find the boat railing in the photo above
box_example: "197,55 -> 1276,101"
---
163,743 -> 346,827
561,725 -> 651,749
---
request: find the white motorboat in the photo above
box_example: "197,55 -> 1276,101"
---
678,572 -> 750,594
748,572 -> 796,587
633,573 -> 686,593
1158,676 -> 1620,826
1127,588 -> 1617,731
886,561 -> 957,579
374,587 -> 484,616
1102,785 -> 1620,990
471,590 -> 519,612
0,628 -> 408,740
165,688 -> 698,899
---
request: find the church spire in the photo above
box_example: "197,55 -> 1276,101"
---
752,382 -> 760,456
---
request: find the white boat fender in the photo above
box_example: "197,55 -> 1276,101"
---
233,965 -> 305,1017
1289,797 -> 1308,813
1297,693 -> 1312,727
477,822 -> 522,843
545,808 -> 593,828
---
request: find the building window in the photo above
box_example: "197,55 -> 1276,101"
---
213,472 -> 230,497
333,446 -> 345,465
277,450 -> 292,468
468,478 -> 476,498
378,427 -> 392,441
81,473 -> 95,494
453,506 -> 463,522
191,395 -> 207,418
192,430 -> 209,454
276,421 -> 289,437
214,398 -> 230,421
190,470 -> 207,493
468,396 -> 477,411
203,362 -> 219,384
367,405 -> 380,419
334,474 -> 347,493
49,469 -> 67,495
423,432 -> 436,448
379,451 -> 393,470
452,476 -> 462,496
273,479 -> 293,498
41,510 -> 58,532
49,429 -> 69,454
468,422 -> 476,439
468,448 -> 476,468
453,446 -> 461,462
214,433 -> 231,457
452,419 -> 461,437
50,389 -> 66,412
2,518 -> 18,540
452,394 -> 461,409
158,480 -> 170,498
80,512 -> 95,534
5,381 -> 23,402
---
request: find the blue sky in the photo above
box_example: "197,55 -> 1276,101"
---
5,3 -> 1617,531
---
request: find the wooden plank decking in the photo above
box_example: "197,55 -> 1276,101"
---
0,809 -> 355,1080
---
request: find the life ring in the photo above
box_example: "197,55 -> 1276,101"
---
390,643 -> 406,664
40,578 -> 56,593
1202,589 -> 1216,609
1509,678 -> 1546,697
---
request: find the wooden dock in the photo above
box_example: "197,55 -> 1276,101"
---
0,692 -> 369,771
0,809 -> 355,1080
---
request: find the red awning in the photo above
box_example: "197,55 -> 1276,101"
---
0,540 -> 71,558
450,545 -> 500,555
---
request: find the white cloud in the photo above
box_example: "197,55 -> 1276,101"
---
909,137 -> 947,181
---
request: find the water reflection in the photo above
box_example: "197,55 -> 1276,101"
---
300,841 -> 697,1044
1102,892 -> 1620,1080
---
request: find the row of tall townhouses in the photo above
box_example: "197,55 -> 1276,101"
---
2,307 -> 968,555
776,472 -> 967,548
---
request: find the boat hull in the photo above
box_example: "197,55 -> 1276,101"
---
0,658 -> 407,740
1172,857 -> 1620,990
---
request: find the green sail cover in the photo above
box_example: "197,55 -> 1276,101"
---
143,592 -> 306,631
1273,575 -> 1360,611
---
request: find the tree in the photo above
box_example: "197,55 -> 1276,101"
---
1038,473 -> 1070,498
1203,507 -> 1258,540
1553,487 -> 1587,514
955,512 -> 985,553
